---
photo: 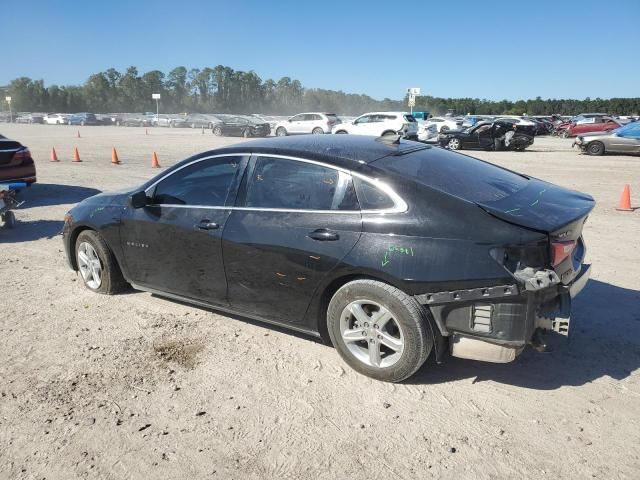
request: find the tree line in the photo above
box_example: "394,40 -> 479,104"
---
1,66 -> 639,116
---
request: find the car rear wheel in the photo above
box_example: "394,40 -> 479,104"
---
327,279 -> 433,382
335,130 -> 348,134
447,138 -> 461,150
75,230 -> 128,295
213,126 -> 223,136
586,141 -> 605,156
560,129 -> 570,138
312,127 -> 324,135
276,127 -> 287,136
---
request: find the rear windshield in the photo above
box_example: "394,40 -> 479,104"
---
375,148 -> 528,203
404,115 -> 417,122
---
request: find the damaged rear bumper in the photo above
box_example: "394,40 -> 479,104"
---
414,265 -> 591,363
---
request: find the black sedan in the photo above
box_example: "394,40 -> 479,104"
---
62,135 -> 593,382
211,116 -> 270,138
439,120 -> 535,151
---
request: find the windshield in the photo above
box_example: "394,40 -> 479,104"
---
615,122 -> 640,137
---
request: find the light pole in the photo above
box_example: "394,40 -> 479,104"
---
5,96 -> 12,123
152,93 -> 161,125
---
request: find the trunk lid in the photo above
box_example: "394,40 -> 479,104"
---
476,177 -> 594,235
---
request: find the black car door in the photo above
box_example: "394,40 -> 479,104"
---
222,155 -> 363,329
119,154 -> 248,304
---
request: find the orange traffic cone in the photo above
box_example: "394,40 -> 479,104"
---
50,147 -> 59,162
151,151 -> 160,168
111,147 -> 120,165
73,147 -> 82,163
77,130 -> 81,138
616,184 -> 633,211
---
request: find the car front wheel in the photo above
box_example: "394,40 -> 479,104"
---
312,127 -> 324,134
447,138 -> 461,150
213,126 -> 223,136
327,279 -> 433,382
75,230 -> 128,295
276,127 -> 287,136
586,141 -> 605,156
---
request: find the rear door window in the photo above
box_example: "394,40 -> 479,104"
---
244,157 -> 358,211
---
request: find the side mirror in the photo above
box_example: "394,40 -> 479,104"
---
129,190 -> 149,209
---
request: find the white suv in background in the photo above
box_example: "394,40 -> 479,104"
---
332,112 -> 418,139
425,116 -> 461,133
274,112 -> 340,136
43,113 -> 69,125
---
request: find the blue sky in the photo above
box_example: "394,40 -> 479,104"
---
2,0 -> 638,100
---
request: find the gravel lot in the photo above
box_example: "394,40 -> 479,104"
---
1,124 -> 639,479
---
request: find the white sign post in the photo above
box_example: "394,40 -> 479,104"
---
407,88 -> 420,114
152,93 -> 161,123
5,96 -> 12,123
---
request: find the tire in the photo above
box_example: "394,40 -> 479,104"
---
2,211 -> 16,229
560,129 -> 570,139
276,127 -> 287,137
80,121 -> 85,126
447,138 -> 461,150
335,130 -> 348,134
327,279 -> 433,383
213,126 -> 223,136
75,230 -> 128,295
243,129 -> 252,138
312,127 -> 324,135
586,141 -> 605,156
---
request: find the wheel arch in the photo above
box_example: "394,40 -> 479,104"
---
68,225 -> 127,281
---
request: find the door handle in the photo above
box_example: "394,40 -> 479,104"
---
308,229 -> 339,241
196,220 -> 219,230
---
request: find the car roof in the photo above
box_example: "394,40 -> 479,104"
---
207,135 -> 430,168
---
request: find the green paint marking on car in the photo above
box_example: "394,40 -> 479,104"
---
381,246 -> 415,267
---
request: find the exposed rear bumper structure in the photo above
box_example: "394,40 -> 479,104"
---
415,265 -> 591,363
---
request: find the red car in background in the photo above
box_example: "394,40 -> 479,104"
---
0,135 -> 36,184
559,117 -> 621,138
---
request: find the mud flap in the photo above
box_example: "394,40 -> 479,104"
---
422,307 -> 447,364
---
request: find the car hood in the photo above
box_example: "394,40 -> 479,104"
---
476,177 -> 595,233
78,189 -> 132,207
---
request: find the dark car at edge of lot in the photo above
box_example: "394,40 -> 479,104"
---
61,135 -> 594,382
0,135 -> 36,184
438,120 -> 535,151
211,116 -> 271,138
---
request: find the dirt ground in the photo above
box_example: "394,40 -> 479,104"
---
1,124 -> 639,480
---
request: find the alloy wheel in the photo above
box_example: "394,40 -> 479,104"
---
339,300 -> 404,368
77,242 -> 102,289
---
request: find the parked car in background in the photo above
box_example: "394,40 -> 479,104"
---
438,120 -> 535,151
274,112 -> 340,136
43,113 -> 70,125
411,111 -> 431,121
573,122 -> 640,155
67,113 -> 100,126
15,113 -> 44,124
211,116 -> 271,137
119,115 -> 153,127
62,135 -> 594,382
152,115 -> 188,128
0,135 -> 36,184
425,116 -> 460,133
185,114 -> 216,129
332,112 -> 418,139
559,116 -> 621,138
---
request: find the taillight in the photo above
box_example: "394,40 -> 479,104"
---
13,148 -> 32,163
551,240 -> 576,267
